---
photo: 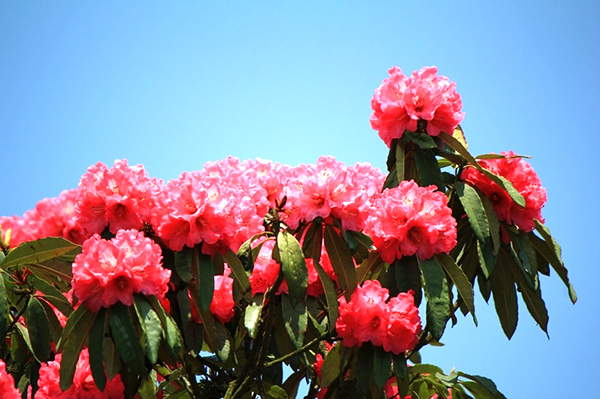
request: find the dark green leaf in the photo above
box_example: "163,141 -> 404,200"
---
214,318 -> 232,363
38,298 -> 64,344
32,278 -> 73,317
533,221 -> 577,303
262,382 -> 288,399
402,131 -> 438,149
418,257 -> 450,340
436,253 -> 477,325
356,344 -> 374,394
320,342 -> 343,388
134,296 -> 163,364
456,181 -> 490,245
281,294 -> 307,349
414,146 -> 445,191
479,194 -> 500,255
89,308 -> 107,392
223,250 -> 252,301
59,306 -> 97,391
395,139 -> 406,183
174,247 -> 193,283
1,237 -> 80,269
0,275 -> 8,338
24,296 -> 51,362
282,369 -> 305,399
244,294 -> 264,339
277,230 -> 308,300
373,346 -> 392,389
302,220 -> 323,259
394,257 -> 422,306
146,295 -> 182,358
109,303 -> 146,374
324,225 -> 357,301
458,372 -> 507,399
490,250 -> 518,339
476,240 -> 496,279
313,261 -> 339,332
197,251 -> 214,313
26,257 -> 74,284
383,166 -> 399,190
409,363 -> 444,377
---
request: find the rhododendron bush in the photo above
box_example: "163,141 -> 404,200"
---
0,66 -> 576,399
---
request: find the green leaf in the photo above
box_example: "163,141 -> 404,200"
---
455,181 -> 490,245
109,303 -> 146,374
313,260 -> 339,332
134,296 -> 163,364
479,194 -> 501,255
174,247 -> 193,283
302,220 -> 323,260
0,275 -> 8,338
196,251 -> 214,313
24,296 -> 52,362
490,250 -> 519,339
32,278 -> 73,317
37,298 -> 64,344
533,221 -> 577,303
146,295 -> 182,358
409,363 -> 444,376
27,257 -> 73,285
414,146 -> 445,191
1,237 -> 80,269
277,230 -> 308,300
89,308 -> 107,392
320,342 -> 343,388
223,249 -> 252,302
395,139 -> 406,183
356,344 -> 374,394
458,373 -> 507,399
243,294 -> 264,339
59,306 -> 97,391
394,257 -> 422,306
324,225 -> 357,301
281,294 -> 307,349
262,382 -> 288,399
373,346 -> 392,389
214,318 -> 232,363
476,240 -> 496,279
436,253 -> 477,326
418,257 -> 450,340
402,130 -> 438,149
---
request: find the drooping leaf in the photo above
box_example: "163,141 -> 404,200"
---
476,240 -> 496,279
24,296 -> 52,362
37,298 -> 64,344
394,257 -> 422,307
173,247 -> 193,283
313,260 -> 339,332
196,250 -> 214,313
59,306 -> 97,391
301,220 -> 323,260
147,295 -> 182,358
533,221 -> 577,303
458,372 -> 507,399
1,237 -> 80,269
436,253 -> 477,325
395,139 -> 406,183
418,257 -> 450,340
320,342 -> 343,388
109,303 -> 146,374
277,230 -> 308,301
356,344 -> 374,394
261,382 -> 288,399
324,225 -> 357,301
32,278 -> 73,318
402,130 -> 438,149
281,294 -> 307,349
490,250 -> 518,339
0,274 -> 8,338
134,296 -> 163,364
373,346 -> 392,390
455,181 -> 490,245
214,318 -> 232,363
89,308 -> 107,392
244,294 -> 264,339
223,249 -> 252,302
414,146 -> 445,191
281,369 -> 305,399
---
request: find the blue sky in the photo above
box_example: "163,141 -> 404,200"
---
2,2 -> 599,398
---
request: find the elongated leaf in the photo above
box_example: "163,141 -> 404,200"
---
27,258 -> 74,284
89,308 -> 107,392
414,146 -> 445,191
223,250 -> 251,301
373,346 -> 392,389
0,275 -> 7,338
1,237 -> 80,269
459,372 -> 507,399
244,294 -> 264,339
436,253 -> 477,325
147,295 -> 182,358
313,261 -> 339,332
533,221 -> 577,303
301,220 -> 323,259
214,319 -> 232,363
196,251 -> 214,313
38,298 -> 64,344
409,363 -> 444,376
476,240 -> 496,279
402,130 -> 438,149
277,230 -> 308,300
109,303 -> 146,374
456,181 -> 490,245
490,250 -> 518,339
320,342 -> 343,388
356,344 -> 374,394
418,257 -> 450,340
134,296 -> 163,364
395,139 -> 406,183
59,307 -> 97,391
281,294 -> 307,349
324,225 -> 357,300
439,132 -> 525,207
24,296 -> 52,362
394,257 -> 422,306
479,194 -> 501,255
174,247 -> 193,283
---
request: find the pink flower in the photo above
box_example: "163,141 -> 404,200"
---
370,66 -> 464,147
336,281 -> 421,353
210,266 -> 236,324
364,180 -> 457,263
461,151 -> 546,232
76,160 -> 162,235
72,230 -> 170,312
0,360 -> 20,399
35,348 -> 124,398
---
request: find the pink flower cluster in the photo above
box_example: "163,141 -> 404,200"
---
364,180 -> 457,263
190,266 -> 236,324
336,280 -> 421,355
72,229 -> 171,312
461,151 -> 546,232
370,66 -> 464,147
0,359 -> 20,399
35,348 -> 124,398
0,189 -> 87,248
76,159 -> 162,236
283,156 -> 385,232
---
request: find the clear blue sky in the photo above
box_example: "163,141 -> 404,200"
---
1,2 -> 599,398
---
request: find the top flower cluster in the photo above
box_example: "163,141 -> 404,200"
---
370,66 -> 465,147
